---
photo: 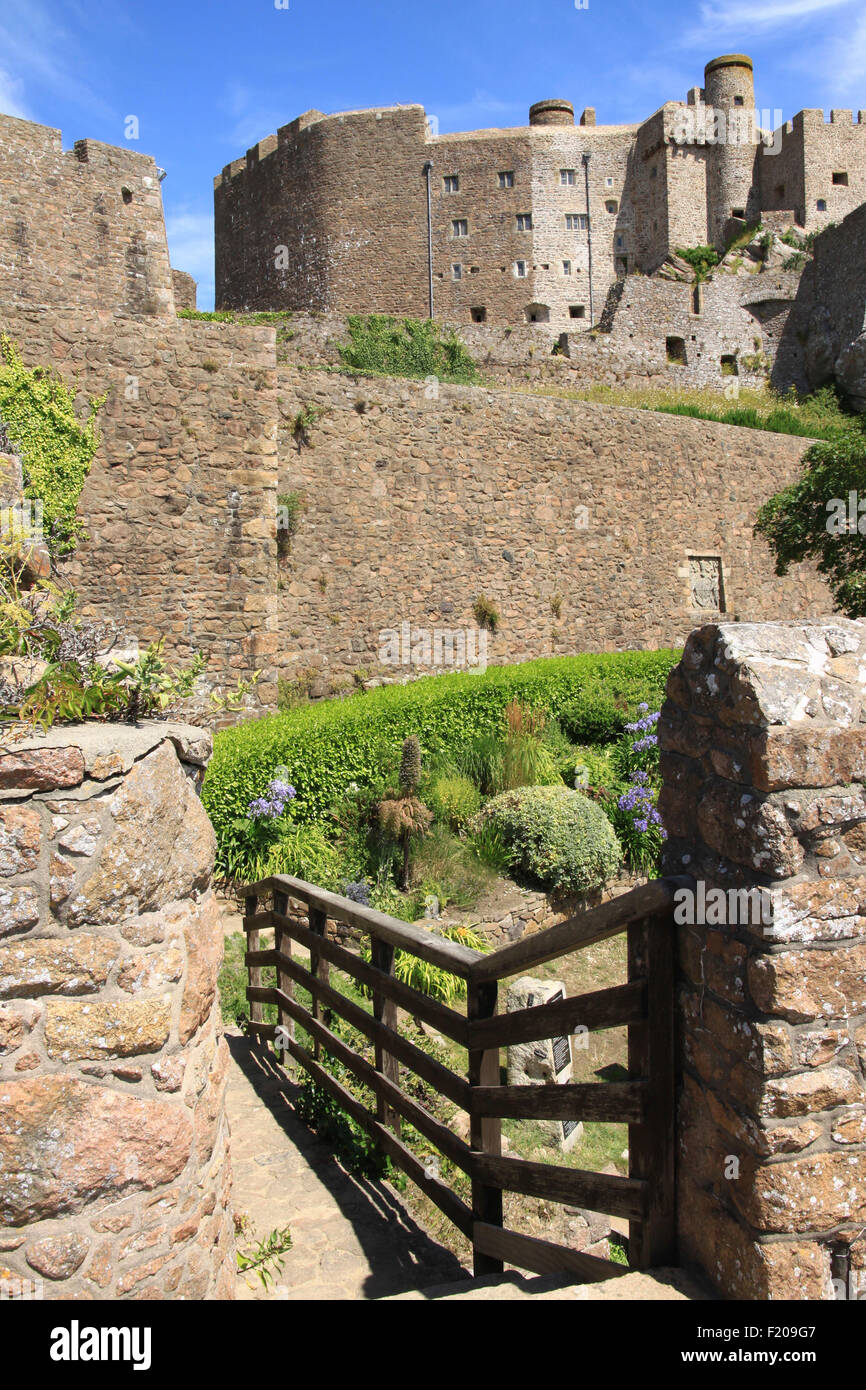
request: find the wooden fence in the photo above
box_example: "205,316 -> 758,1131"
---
242,873 -> 683,1282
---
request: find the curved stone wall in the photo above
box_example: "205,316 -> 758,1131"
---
0,723 -> 235,1300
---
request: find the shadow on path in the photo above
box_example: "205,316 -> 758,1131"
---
226,1030 -> 469,1301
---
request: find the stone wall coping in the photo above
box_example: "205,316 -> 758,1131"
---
3,720 -> 212,769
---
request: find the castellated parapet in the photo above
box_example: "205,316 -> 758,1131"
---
214,54 -> 866,331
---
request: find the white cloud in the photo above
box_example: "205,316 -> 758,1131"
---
0,66 -> 31,120
696,0 -> 851,25
0,0 -> 114,123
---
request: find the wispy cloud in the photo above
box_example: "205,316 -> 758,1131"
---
428,90 -> 523,131
164,206 -> 215,309
0,66 -> 31,120
0,0 -> 114,123
694,0 -> 851,25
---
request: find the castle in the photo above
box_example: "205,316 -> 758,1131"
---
215,54 -> 866,331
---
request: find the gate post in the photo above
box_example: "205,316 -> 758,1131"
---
660,620 -> 866,1300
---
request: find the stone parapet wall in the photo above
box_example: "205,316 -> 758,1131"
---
660,620 -> 866,1299
0,723 -> 235,1300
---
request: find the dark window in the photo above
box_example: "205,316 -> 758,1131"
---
733,95 -> 745,107
570,305 -> 586,319
498,171 -> 514,188
721,354 -> 739,376
471,307 -> 487,323
692,284 -> 703,314
833,171 -> 849,185
516,213 -> 533,231
731,207 -> 745,219
666,336 -> 687,365
452,219 -> 468,238
775,184 -> 785,199
817,198 -> 828,211
121,187 -> 133,204
444,174 -> 459,193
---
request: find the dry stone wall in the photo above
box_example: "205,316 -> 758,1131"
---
0,722 -> 235,1301
661,621 -> 866,1300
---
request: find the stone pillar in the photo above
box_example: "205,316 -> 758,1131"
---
0,723 -> 235,1300
660,620 -> 866,1300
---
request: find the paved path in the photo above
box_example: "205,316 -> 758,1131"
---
224,1030 -> 469,1301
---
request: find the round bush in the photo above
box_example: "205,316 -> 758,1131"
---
428,773 -> 482,830
474,785 -> 621,894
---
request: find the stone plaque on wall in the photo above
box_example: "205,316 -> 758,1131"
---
506,976 -> 582,1152
689,555 -> 724,612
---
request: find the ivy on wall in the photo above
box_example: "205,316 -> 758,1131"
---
0,335 -> 104,556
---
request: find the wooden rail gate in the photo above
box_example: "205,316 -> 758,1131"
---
242,874 -> 681,1282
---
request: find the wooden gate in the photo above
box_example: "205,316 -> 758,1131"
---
241,873 -> 681,1281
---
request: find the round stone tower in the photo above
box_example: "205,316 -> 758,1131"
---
703,54 -> 760,248
529,99 -> 575,127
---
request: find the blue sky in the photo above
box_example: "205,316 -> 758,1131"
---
1,0 -> 863,308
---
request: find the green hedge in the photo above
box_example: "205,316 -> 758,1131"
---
203,651 -> 678,876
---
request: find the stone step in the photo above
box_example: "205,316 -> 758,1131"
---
381,1266 -> 711,1301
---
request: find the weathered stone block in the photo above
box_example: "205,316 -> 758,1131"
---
43,997 -> 172,1061
0,807 -> 41,877
0,936 -> 118,999
748,944 -> 866,1022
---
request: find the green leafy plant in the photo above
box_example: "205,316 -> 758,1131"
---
0,335 -> 103,555
236,1223 -> 293,1291
755,432 -> 866,615
291,403 -> 329,449
277,491 -> 304,553
675,245 -> 720,281
360,920 -> 487,1005
338,315 -> 479,385
427,772 -> 482,830
472,784 -> 622,894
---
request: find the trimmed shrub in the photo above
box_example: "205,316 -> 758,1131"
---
473,784 -> 622,894
203,650 -> 678,879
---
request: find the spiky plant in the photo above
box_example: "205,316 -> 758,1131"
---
399,735 -> 421,794
378,794 -> 432,891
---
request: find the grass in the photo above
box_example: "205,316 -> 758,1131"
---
508,382 -> 864,445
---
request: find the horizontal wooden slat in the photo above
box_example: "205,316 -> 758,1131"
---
243,875 -> 484,978
472,1081 -> 645,1124
474,1153 -> 648,1221
279,1030 -> 474,1239
468,980 -> 646,1051
473,1223 -> 628,1283
247,909 -> 471,1047
247,962 -> 471,1110
264,981 -> 473,1174
470,878 -> 686,983
247,1020 -> 277,1040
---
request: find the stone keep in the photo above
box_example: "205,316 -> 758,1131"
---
660,620 -> 866,1300
506,976 -> 582,1152
0,723 -> 235,1300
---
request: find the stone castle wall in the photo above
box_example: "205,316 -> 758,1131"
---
661,621 -> 866,1299
274,365 -> 830,692
0,723 -> 235,1300
0,113 -> 280,706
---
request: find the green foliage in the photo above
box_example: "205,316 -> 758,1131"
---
782,251 -> 807,272
473,784 -> 622,894
468,819 -> 513,873
291,403 -> 329,448
219,932 -> 255,1028
472,593 -> 500,632
409,823 -> 496,910
236,1224 -> 293,1291
427,772 -> 482,830
675,245 -> 720,281
338,314 -> 479,385
754,432 -> 866,615
277,491 -> 304,552
0,335 -> 103,555
361,919 -> 487,1005
203,651 -> 678,879
651,385 -> 863,445
295,1072 -> 395,1180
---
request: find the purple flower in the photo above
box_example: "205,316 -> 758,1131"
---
268,780 -> 296,800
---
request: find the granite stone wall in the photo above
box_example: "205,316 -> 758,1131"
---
274,366 -> 830,691
0,723 -> 235,1301
661,621 -> 866,1300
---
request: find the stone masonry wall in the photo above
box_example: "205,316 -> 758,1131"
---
274,366 -> 830,691
660,620 -> 866,1300
0,722 -> 235,1300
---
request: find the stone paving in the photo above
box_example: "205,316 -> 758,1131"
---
225,1030 -> 469,1301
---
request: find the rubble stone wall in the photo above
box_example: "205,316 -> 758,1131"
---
660,620 -> 866,1299
0,723 -> 235,1300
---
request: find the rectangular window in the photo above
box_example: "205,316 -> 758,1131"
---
569,305 -> 586,319
650,166 -> 658,180
605,176 -> 614,188
452,219 -> 468,238
615,235 -> 625,249
444,174 -> 459,193
452,264 -> 463,281
471,306 -> 487,322
516,213 -> 533,231
605,199 -> 618,213
833,171 -> 849,185
565,213 -> 588,231
514,260 -> 528,278
563,260 -> 572,275
498,171 -> 514,188
560,169 -> 576,185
